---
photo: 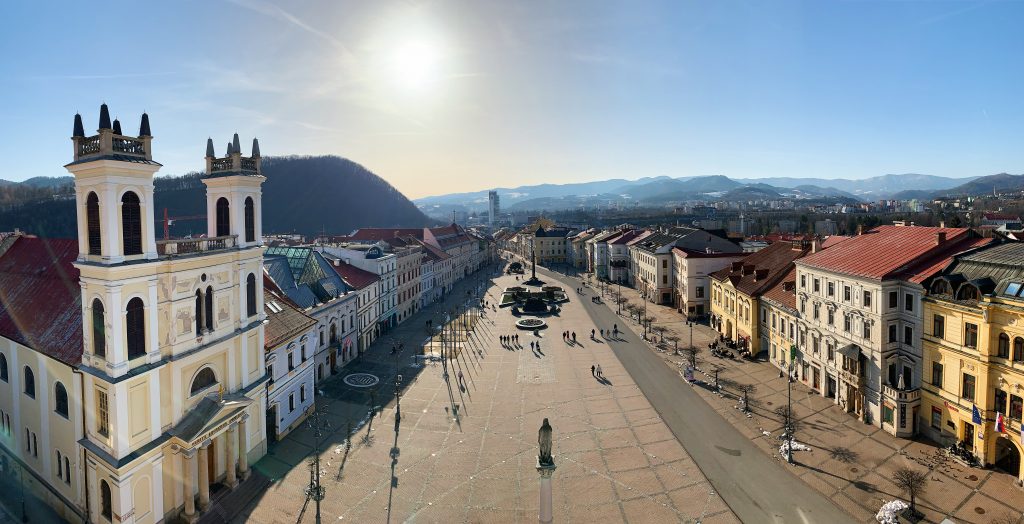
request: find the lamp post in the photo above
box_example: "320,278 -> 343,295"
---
786,344 -> 796,465
305,405 -> 330,524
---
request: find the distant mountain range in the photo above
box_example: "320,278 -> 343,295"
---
415,173 -> 983,217
0,156 -> 432,238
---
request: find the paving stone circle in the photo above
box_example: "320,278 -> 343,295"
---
343,373 -> 380,388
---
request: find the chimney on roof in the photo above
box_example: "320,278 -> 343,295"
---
731,261 -> 743,272
811,238 -> 820,254
857,224 -> 864,236
939,220 -> 946,228
936,231 -> 946,245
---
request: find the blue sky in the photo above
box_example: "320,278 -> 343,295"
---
1,0 -> 1021,198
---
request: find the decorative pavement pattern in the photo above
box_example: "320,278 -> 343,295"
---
238,268 -> 737,523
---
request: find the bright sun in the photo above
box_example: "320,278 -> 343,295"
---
390,41 -> 440,91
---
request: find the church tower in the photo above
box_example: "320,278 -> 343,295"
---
66,105 -> 268,524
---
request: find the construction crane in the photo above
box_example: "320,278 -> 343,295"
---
161,208 -> 206,240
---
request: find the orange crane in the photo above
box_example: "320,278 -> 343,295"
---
161,208 -> 206,240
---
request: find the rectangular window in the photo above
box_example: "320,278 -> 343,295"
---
97,390 -> 109,437
800,275 -> 806,288
888,324 -> 897,343
882,405 -> 894,424
931,407 -> 941,429
863,290 -> 871,307
844,315 -> 851,332
962,373 -> 976,401
905,293 -> 913,312
932,362 -> 943,388
965,323 -> 979,348
289,394 -> 295,412
827,309 -> 834,326
695,286 -> 704,298
1011,394 -> 1023,421
813,304 -> 819,320
889,291 -> 898,309
904,326 -> 913,344
814,279 -> 820,293
843,286 -> 851,301
827,282 -> 835,297
933,315 -> 945,339
300,385 -> 307,403
995,389 -> 1008,415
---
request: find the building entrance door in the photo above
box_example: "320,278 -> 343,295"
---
965,424 -> 975,452
207,439 -> 217,483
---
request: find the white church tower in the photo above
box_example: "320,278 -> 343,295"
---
66,105 -> 268,523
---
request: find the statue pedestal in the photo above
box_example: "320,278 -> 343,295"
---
537,460 -> 557,524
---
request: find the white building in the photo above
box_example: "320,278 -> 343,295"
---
262,286 -> 317,441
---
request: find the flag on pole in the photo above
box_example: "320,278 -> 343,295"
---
972,405 -> 983,424
996,412 -> 1006,433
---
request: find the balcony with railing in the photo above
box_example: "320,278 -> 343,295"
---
74,132 -> 152,162
156,235 -> 237,257
882,383 -> 921,403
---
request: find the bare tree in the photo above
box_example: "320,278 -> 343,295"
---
665,334 -> 681,353
683,345 -> 702,368
773,405 -> 802,436
893,467 -> 928,517
614,296 -> 629,308
643,315 -> 657,330
652,325 -> 667,342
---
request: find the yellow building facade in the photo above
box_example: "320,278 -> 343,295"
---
0,105 -> 270,523
921,243 -> 1024,480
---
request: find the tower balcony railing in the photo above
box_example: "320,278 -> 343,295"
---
157,235 -> 237,256
74,132 -> 151,161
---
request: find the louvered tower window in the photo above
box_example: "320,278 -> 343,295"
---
121,192 -> 142,255
216,197 -> 230,237
86,192 -> 101,255
244,197 -> 255,242
126,297 -> 145,359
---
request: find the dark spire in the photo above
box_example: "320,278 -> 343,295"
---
226,142 -> 233,156
206,138 -> 215,158
232,133 -> 241,155
72,113 -> 85,138
251,138 -> 261,157
112,118 -> 123,135
98,103 -> 112,130
139,112 -> 151,137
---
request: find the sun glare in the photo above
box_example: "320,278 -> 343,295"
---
391,40 -> 440,91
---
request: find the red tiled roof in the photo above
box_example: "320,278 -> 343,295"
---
797,226 -> 979,281
263,288 -> 316,350
820,236 -> 852,249
710,241 -> 810,296
0,237 -> 82,366
671,247 -> 743,258
762,268 -> 797,310
897,237 -> 994,284
416,238 -> 451,262
330,260 -> 380,289
983,212 -> 1019,221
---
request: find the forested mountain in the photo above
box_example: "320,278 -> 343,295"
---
0,155 -> 431,238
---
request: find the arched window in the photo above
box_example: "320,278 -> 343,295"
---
86,192 -> 101,255
246,273 -> 257,318
0,353 -> 7,382
64,456 -> 71,484
190,367 -> 217,396
330,323 -> 337,344
121,192 -> 142,256
244,197 -> 255,243
57,450 -> 63,477
100,479 -> 112,520
216,197 -> 230,237
205,286 -> 214,332
54,382 -> 69,417
195,290 -> 203,335
126,297 -> 145,359
92,299 -> 106,358
1015,337 -> 1024,362
957,285 -> 979,302
999,333 -> 1011,358
23,367 -> 34,398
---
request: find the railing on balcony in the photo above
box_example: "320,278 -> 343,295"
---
78,135 -> 101,157
156,235 -> 237,256
240,157 -> 257,171
882,384 -> 921,403
210,157 -> 234,172
112,136 -> 147,156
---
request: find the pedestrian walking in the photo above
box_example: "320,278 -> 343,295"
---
597,364 -> 603,378
591,365 -> 596,376
572,332 -> 576,342
457,370 -> 464,384
531,341 -> 535,350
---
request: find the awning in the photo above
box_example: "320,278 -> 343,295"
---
837,343 -> 861,360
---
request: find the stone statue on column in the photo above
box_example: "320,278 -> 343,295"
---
538,418 -> 553,466
536,417 -> 556,524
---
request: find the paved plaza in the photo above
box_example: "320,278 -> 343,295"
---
236,267 -> 736,523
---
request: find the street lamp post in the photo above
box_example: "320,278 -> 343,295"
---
786,344 -> 796,465
305,405 -> 330,524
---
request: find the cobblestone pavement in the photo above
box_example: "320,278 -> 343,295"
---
607,277 -> 1024,524
237,264 -> 736,523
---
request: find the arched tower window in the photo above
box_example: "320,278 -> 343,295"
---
121,192 -> 142,255
23,367 -> 34,398
100,479 -> 112,520
216,197 -> 230,237
205,286 -> 214,332
1015,337 -> 1024,362
92,299 -> 106,358
0,353 -> 7,382
246,273 -> 257,318
244,197 -> 255,243
195,290 -> 203,335
190,367 -> 217,396
86,192 -> 101,255
54,382 -> 69,417
126,297 -> 146,359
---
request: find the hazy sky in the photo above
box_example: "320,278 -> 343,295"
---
1,0 -> 1022,199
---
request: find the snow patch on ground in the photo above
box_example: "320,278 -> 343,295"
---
778,441 -> 811,454
875,499 -> 908,524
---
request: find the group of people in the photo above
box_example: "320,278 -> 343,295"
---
562,331 -> 577,343
588,324 -> 619,339
500,334 -> 520,347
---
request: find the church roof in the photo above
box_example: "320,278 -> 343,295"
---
0,237 -> 82,366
